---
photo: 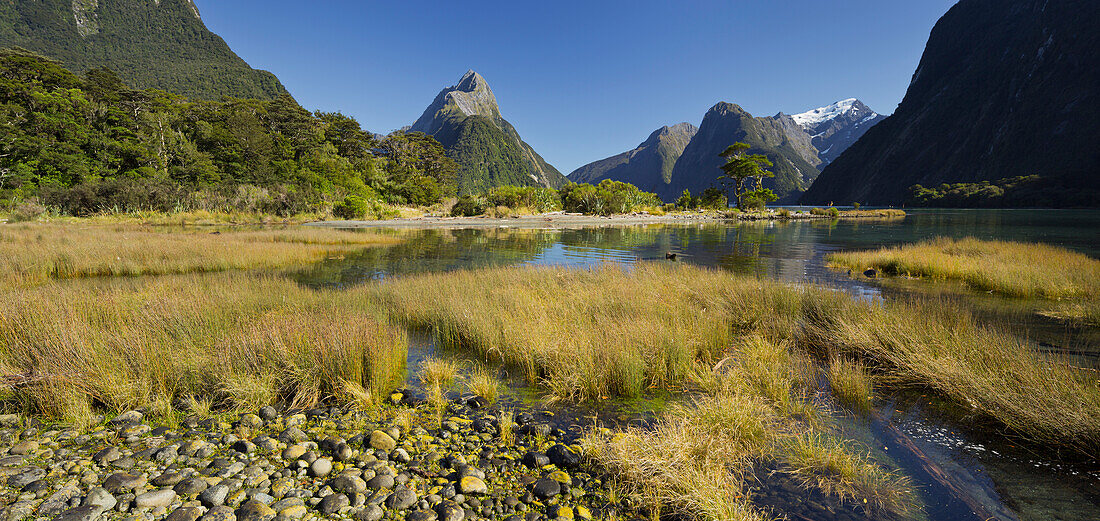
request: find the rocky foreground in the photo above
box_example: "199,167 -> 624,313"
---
0,395 -> 628,521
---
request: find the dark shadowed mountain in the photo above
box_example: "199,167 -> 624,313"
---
410,70 -> 566,194
801,0 -> 1100,206
0,0 -> 287,100
567,123 -> 697,192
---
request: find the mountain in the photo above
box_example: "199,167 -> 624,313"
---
790,99 -> 885,165
801,0 -> 1100,206
661,103 -> 821,203
410,70 -> 566,194
567,123 -> 697,192
0,0 -> 286,100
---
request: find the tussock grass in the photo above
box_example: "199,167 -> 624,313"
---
375,263 -> 1100,452
0,223 -> 399,286
584,338 -> 913,521
418,357 -> 459,410
799,292 -> 1100,451
0,274 -> 406,424
466,365 -> 501,404
827,359 -> 874,414
374,264 -> 791,402
829,237 -> 1099,299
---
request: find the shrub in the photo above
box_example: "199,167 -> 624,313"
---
451,195 -> 486,217
828,207 -> 840,217
699,187 -> 728,209
741,193 -> 767,211
853,202 -> 861,210
333,195 -> 368,220
810,207 -> 828,216
487,186 -> 560,213
777,208 -> 791,218
7,200 -> 46,222
676,189 -> 698,210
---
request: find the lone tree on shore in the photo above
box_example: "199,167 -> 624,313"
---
718,142 -> 777,210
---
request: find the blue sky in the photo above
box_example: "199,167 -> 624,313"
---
195,0 -> 957,174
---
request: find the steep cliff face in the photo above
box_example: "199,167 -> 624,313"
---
663,103 -> 821,203
567,123 -> 697,193
410,70 -> 566,193
790,99 -> 885,165
0,0 -> 286,100
802,0 -> 1100,206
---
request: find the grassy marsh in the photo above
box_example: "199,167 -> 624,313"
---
0,223 -> 399,286
375,263 -> 1100,452
0,273 -> 406,425
828,237 -> 1099,300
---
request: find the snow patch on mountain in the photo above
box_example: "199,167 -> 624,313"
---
791,98 -> 859,127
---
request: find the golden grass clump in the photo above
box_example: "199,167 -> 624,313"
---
418,357 -> 459,410
828,236 -> 1099,300
583,337 -> 913,521
466,365 -> 501,404
0,223 -> 400,286
827,358 -> 874,414
0,273 -> 407,423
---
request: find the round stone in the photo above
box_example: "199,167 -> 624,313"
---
310,458 -> 333,477
458,476 -> 488,495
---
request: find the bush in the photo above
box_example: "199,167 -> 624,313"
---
853,202 -> 861,210
40,178 -> 188,216
7,200 -> 46,222
333,195 -> 368,220
451,195 -> 486,217
828,207 -> 840,217
777,208 -> 791,218
487,186 -> 560,213
810,207 -> 828,216
560,180 -> 662,215
699,187 -> 729,209
741,193 -> 767,211
676,189 -> 698,210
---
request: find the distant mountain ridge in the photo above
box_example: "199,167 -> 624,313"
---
568,123 -> 697,192
411,70 -> 566,194
0,0 -> 287,100
801,0 -> 1100,206
569,99 -> 882,203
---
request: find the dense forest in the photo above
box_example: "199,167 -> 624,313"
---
906,176 -> 1097,208
0,0 -> 286,100
0,49 -> 458,217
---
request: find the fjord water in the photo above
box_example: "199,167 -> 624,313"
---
296,209 -> 1100,521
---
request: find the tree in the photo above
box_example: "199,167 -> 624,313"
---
718,142 -> 777,210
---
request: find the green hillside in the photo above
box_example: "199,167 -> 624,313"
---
0,0 -> 286,100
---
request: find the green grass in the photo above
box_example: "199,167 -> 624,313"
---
0,273 -> 406,425
828,237 -> 1099,299
0,223 -> 399,286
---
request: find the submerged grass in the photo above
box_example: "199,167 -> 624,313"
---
0,273 -> 406,425
0,223 -> 399,286
828,236 -> 1099,300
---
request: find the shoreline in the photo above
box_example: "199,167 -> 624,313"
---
305,210 -> 904,230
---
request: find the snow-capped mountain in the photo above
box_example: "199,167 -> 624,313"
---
791,99 -> 885,165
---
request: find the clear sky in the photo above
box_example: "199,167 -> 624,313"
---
194,0 -> 957,175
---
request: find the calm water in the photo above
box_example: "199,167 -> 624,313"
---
295,209 -> 1100,521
